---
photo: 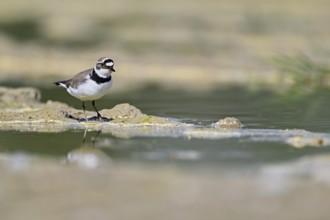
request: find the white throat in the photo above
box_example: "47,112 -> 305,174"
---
94,68 -> 111,78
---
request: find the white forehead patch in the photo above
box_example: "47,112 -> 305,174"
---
106,61 -> 114,67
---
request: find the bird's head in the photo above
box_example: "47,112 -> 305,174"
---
94,57 -> 115,77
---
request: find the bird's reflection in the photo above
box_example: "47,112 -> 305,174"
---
81,128 -> 102,146
66,129 -> 112,169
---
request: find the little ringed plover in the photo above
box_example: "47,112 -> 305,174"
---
54,57 -> 115,121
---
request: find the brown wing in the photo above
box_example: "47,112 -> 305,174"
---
66,68 -> 93,89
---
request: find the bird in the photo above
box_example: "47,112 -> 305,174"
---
54,57 -> 115,121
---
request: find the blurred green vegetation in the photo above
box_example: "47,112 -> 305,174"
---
273,54 -> 330,92
269,54 -> 330,123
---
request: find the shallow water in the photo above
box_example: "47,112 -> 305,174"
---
2,86 -> 330,220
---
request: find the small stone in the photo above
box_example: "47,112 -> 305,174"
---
213,117 -> 242,129
286,136 -> 325,148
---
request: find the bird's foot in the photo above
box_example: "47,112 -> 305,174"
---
88,116 -> 112,122
64,113 -> 112,122
64,113 -> 87,122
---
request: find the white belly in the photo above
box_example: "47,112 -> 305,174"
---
67,80 -> 112,101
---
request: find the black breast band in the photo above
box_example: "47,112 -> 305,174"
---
91,70 -> 112,84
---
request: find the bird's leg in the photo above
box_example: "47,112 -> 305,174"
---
82,128 -> 88,144
82,101 -> 87,121
91,129 -> 102,147
92,100 -> 102,121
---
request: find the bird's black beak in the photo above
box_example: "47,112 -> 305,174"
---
111,67 -> 116,72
